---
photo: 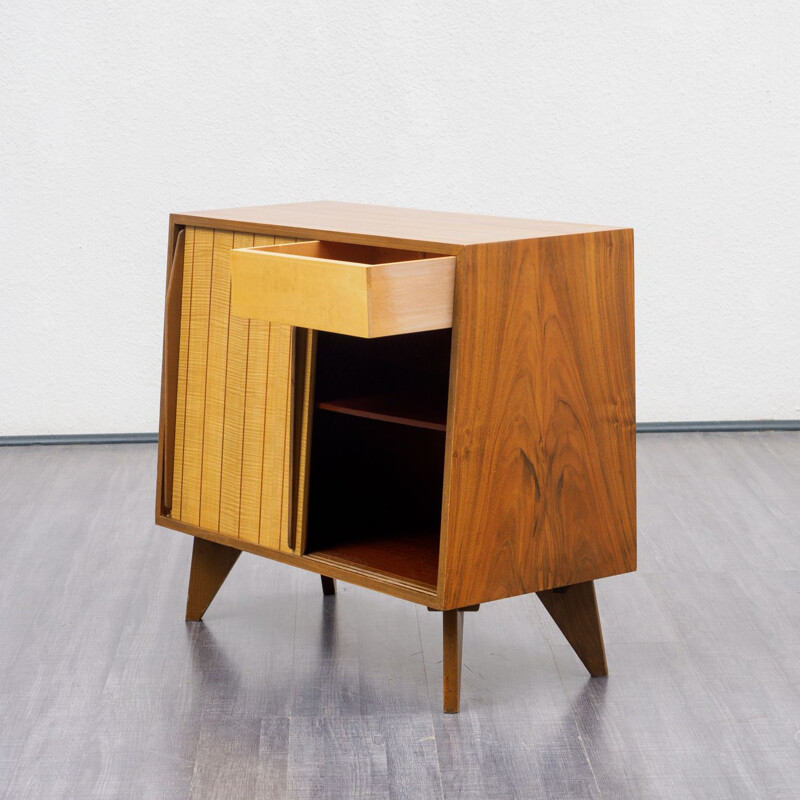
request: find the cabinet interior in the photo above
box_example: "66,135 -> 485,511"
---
303,329 -> 452,588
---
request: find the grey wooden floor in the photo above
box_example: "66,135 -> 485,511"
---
0,433 -> 798,799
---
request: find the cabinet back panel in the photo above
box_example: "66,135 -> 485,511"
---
313,329 -> 451,403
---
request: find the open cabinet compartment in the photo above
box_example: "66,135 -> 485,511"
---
303,328 -> 452,589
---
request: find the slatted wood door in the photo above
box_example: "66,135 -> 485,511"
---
169,226 -> 312,554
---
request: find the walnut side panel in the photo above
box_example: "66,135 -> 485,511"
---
441,231 -> 636,608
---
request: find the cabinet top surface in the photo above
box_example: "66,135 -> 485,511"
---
172,201 -> 627,249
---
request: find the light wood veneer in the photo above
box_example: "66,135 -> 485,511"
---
231,240 -> 456,338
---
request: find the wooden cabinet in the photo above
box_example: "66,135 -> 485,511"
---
156,201 -> 636,712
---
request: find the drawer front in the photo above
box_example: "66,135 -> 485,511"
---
230,241 -> 456,338
168,226 -> 313,553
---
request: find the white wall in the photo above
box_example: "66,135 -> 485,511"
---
2,1 -> 798,435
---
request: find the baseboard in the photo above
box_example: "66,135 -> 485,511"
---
636,420 -> 800,433
1,420 -> 799,447
0,433 -> 159,447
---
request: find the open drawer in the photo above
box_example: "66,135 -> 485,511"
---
230,241 -> 456,338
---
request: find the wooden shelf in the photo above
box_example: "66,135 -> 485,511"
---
317,392 -> 447,431
307,528 -> 439,588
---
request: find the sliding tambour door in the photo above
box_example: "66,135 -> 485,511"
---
170,226 -> 310,553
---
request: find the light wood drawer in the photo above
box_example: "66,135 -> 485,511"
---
230,241 -> 456,338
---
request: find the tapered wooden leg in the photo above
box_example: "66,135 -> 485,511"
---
321,575 -> 337,596
537,580 -> 608,676
185,537 -> 241,621
443,609 -> 464,713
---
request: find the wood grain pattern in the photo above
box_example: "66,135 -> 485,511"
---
185,536 -> 241,621
440,231 -> 636,608
442,609 -> 464,713
260,299 -> 294,552
170,225 -> 195,521
537,580 -> 608,676
180,227 -> 214,526
198,230 -> 234,530
230,240 -> 455,338
218,231 -> 255,537
257,233 -> 297,554
170,227 -> 306,552
368,257 -> 455,337
237,231 -> 273,545
175,201 -> 620,250
160,512 -> 439,607
307,529 -> 439,589
160,228 -> 185,513
290,328 -> 316,554
316,392 -> 447,431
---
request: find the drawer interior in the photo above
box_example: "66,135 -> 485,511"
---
242,240 -> 436,264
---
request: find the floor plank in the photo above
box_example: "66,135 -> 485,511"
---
0,433 -> 799,798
